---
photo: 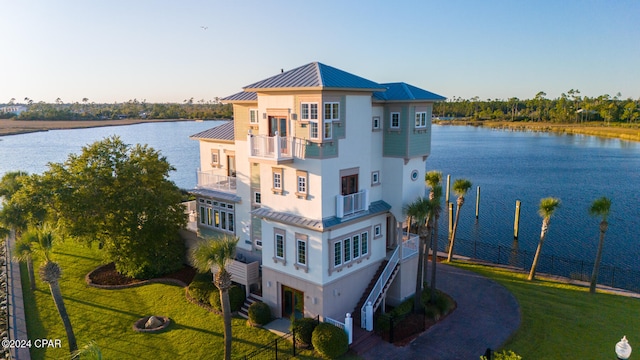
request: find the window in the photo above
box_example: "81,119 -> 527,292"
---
295,233 -> 308,271
249,109 -> 259,124
324,102 -> 340,121
390,112 -> 400,129
274,228 -> 286,264
211,149 -> 220,166
374,224 -> 382,239
334,241 -> 342,267
254,192 -> 261,204
296,170 -> 308,198
372,116 -> 381,130
197,198 -> 236,234
361,232 -> 369,256
343,239 -> 351,263
329,228 -> 372,274
302,103 -> 319,139
323,120 -> 332,140
371,171 -> 380,186
272,167 -> 283,194
415,112 -> 427,128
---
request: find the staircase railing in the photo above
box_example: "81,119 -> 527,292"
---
360,245 -> 399,329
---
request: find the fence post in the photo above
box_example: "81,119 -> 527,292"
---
345,313 -> 353,345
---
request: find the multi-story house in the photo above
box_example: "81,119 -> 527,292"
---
190,62 -> 444,329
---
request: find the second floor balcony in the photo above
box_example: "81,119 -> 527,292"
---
336,189 -> 369,218
248,133 -> 295,164
196,170 -> 236,193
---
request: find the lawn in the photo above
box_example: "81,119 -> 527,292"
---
21,240 -> 325,359
454,262 -> 640,359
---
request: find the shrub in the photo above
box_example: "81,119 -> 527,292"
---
248,302 -> 271,326
209,285 -> 245,312
290,317 -> 319,346
311,323 -> 348,359
481,350 -> 522,360
188,273 -> 215,304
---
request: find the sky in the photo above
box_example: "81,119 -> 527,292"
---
1,0 -> 639,104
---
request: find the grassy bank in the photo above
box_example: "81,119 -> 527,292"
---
454,262 -> 640,359
21,240 -> 326,359
436,120 -> 640,142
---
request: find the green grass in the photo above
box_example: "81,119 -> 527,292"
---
21,240 -> 328,359
454,262 -> 640,359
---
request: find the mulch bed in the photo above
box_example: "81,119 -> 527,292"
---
88,263 -> 197,286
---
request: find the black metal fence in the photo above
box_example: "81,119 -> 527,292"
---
240,316 -> 320,360
445,237 -> 640,293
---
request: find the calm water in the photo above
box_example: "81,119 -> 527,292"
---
1,122 -> 639,272
0,120 -> 223,190
427,125 -> 640,272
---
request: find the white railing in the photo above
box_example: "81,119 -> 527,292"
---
336,189 -> 369,218
196,170 -> 236,192
401,232 -> 419,260
247,133 -> 294,161
361,245 -> 399,330
325,314 -> 353,345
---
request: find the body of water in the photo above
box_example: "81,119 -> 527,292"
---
0,120 -> 223,190
427,125 -> 640,275
1,122 -> 639,284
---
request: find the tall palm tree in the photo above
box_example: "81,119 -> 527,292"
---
191,235 -> 239,360
528,197 -> 561,281
446,178 -> 472,262
404,197 -> 432,313
425,171 -> 443,302
34,226 -> 78,353
589,197 -> 611,294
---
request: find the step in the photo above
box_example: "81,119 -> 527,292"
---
238,294 -> 263,319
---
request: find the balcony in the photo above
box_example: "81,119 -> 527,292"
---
196,170 -> 236,192
336,189 -> 369,218
247,133 -> 294,164
401,232 -> 419,260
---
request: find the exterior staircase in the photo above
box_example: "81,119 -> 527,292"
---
238,294 -> 263,319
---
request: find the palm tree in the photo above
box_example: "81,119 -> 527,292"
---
527,197 -> 561,281
191,235 -> 239,360
72,341 -> 102,360
446,178 -> 472,262
34,226 -> 78,353
14,230 -> 38,290
589,197 -> 611,294
404,197 -> 433,313
425,171 -> 443,302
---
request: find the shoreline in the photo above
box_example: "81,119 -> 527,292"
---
434,120 -> 640,142
0,118 -> 224,137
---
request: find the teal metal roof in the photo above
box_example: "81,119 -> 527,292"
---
373,82 -> 446,101
189,121 -> 234,141
222,91 -> 257,102
243,62 -> 386,91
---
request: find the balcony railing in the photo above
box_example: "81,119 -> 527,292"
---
248,133 -> 294,162
336,189 -> 369,218
401,232 -> 419,260
196,170 -> 236,192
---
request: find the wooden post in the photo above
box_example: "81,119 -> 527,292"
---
475,186 -> 480,219
445,174 -> 451,204
448,202 -> 454,238
514,200 -> 521,239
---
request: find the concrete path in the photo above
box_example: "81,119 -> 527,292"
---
360,263 -> 521,360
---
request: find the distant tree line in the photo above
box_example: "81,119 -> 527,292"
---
1,97 -> 233,120
436,90 -> 639,124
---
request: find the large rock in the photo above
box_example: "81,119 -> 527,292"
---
144,316 -> 163,329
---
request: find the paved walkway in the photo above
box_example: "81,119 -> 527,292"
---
361,262 -> 521,360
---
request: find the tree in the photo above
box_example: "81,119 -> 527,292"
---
528,197 -> 561,281
13,230 -> 38,290
33,225 -> 78,354
404,197 -> 432,313
425,171 -> 443,302
589,197 -> 611,294
38,136 -> 187,278
446,179 -> 472,262
191,235 -> 239,360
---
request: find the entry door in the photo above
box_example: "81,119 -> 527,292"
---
227,155 -> 236,177
268,117 -> 287,137
282,285 -> 304,319
341,174 -> 358,195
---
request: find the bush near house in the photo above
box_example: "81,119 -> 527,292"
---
188,273 -> 216,303
209,285 -> 245,312
290,317 -> 319,346
248,302 -> 272,326
375,287 -> 455,333
311,323 -> 348,359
